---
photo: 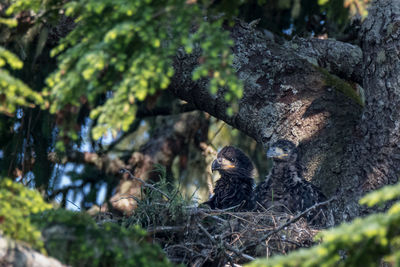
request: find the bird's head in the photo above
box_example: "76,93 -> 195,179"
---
211,146 -> 253,177
266,139 -> 298,162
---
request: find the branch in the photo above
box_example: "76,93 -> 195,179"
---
147,225 -> 186,234
286,37 -> 363,83
197,223 -> 216,244
48,183 -> 87,199
239,197 -> 336,254
197,223 -> 235,266
170,22 -> 362,146
48,151 -> 126,175
105,103 -> 197,152
198,222 -> 255,263
223,241 -> 256,262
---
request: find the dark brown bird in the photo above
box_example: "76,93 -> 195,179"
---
255,140 -> 328,223
203,146 -> 255,211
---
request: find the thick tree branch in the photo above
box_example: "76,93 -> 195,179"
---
285,37 -> 363,84
169,10 -> 400,222
170,21 -> 362,201
171,22 -> 362,145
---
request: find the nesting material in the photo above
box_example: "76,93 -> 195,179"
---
137,206 -> 321,266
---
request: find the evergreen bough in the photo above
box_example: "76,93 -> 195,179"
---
32,209 -> 173,267
0,178 -> 52,253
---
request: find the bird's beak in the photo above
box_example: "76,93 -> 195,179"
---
211,159 -> 221,172
267,147 -> 288,160
211,158 -> 235,172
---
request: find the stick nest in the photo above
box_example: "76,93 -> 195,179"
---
157,208 -> 320,266
98,172 -> 325,266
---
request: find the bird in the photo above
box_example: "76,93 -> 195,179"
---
255,139 -> 328,223
203,146 -> 256,211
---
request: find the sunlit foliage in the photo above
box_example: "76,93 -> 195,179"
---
6,0 -> 244,141
0,178 -> 52,252
0,45 -> 43,114
247,182 -> 400,267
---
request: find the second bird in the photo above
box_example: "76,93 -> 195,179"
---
255,139 -> 328,223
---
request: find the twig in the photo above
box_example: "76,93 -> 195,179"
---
48,183 -> 87,199
197,223 -> 216,244
223,212 -> 256,226
183,206 -> 227,224
198,223 -> 234,266
198,223 -> 255,262
240,197 -> 336,254
164,244 -> 204,258
54,195 -> 81,210
66,199 -> 81,210
209,204 -> 243,212
120,168 -> 171,200
147,226 -> 186,234
186,206 -> 240,213
223,242 -> 256,261
210,121 -> 225,144
281,239 -> 303,247
201,213 -> 227,224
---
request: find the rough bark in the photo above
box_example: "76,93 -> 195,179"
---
285,37 -> 363,84
170,1 -> 400,222
171,21 -> 362,198
0,236 -> 66,267
335,0 -> 400,221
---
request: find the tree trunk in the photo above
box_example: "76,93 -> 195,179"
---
170,0 -> 400,222
334,0 -> 400,221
